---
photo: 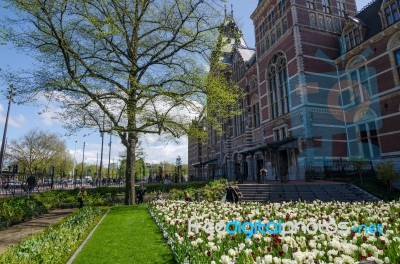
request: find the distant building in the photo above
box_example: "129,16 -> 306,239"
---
188,0 -> 400,182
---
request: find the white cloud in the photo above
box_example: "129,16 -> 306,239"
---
39,103 -> 62,127
142,136 -> 188,164
0,102 -> 26,128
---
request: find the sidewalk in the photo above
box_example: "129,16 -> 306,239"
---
0,208 -> 76,254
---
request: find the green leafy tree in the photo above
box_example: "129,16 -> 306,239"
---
376,161 -> 400,199
7,129 -> 72,177
1,0 -> 241,204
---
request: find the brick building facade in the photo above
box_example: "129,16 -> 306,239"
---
188,0 -> 400,181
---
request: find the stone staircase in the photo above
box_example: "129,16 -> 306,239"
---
237,182 -> 380,203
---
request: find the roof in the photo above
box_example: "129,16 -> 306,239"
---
355,0 -> 383,40
237,47 -> 256,63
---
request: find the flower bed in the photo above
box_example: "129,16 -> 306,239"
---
0,206 -> 105,263
149,200 -> 400,264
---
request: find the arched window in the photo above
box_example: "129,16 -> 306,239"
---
354,109 -> 380,159
268,53 -> 289,119
387,32 -> 400,85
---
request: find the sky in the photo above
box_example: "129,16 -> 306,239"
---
0,0 -> 373,168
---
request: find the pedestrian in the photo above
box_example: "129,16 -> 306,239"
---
137,186 -> 146,204
260,167 -> 268,184
154,190 -> 163,201
77,187 -> 86,208
184,191 -> 192,202
233,185 -> 242,203
226,183 -> 236,203
26,174 -> 36,193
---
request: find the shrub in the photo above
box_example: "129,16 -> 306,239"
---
0,207 -> 104,264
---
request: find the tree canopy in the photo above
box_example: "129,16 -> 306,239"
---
6,128 -> 72,176
1,0 -> 240,204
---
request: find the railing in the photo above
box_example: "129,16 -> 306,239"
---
304,159 -> 376,181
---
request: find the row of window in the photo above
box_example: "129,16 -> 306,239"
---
306,0 -> 346,16
255,0 -> 288,40
259,17 -> 289,55
309,12 -> 342,33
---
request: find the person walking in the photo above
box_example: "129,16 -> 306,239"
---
260,167 -> 268,184
77,187 -> 86,208
137,186 -> 146,204
184,191 -> 192,202
26,174 -> 36,193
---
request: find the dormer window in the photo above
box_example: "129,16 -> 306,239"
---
385,0 -> 400,26
345,28 -> 361,50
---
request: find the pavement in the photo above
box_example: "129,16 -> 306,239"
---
0,208 -> 77,254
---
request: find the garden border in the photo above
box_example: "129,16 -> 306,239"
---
66,207 -> 111,264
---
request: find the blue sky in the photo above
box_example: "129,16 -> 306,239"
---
0,0 -> 372,167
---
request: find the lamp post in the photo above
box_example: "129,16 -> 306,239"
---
176,156 -> 182,183
107,133 -> 112,179
99,114 -> 105,186
0,85 -> 14,174
80,142 -> 85,187
72,140 -> 77,186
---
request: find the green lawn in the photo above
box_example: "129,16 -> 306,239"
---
73,205 -> 175,264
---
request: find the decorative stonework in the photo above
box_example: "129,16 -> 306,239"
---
346,55 -> 366,70
388,33 -> 400,50
354,108 -> 376,122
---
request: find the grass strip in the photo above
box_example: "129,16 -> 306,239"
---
73,205 -> 175,264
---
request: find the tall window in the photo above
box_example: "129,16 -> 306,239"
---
235,100 -> 245,136
279,0 -> 287,13
268,53 -> 289,119
306,0 -> 315,9
322,0 -> 331,13
252,102 -> 261,128
349,65 -> 370,104
345,28 -> 361,50
337,1 -> 345,17
395,49 -> 400,77
357,121 -> 380,159
385,0 -> 400,26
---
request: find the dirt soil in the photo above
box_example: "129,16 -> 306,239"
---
0,208 -> 76,254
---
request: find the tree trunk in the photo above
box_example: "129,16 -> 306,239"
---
125,132 -> 137,205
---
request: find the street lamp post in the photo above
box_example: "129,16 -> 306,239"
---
107,133 -> 112,179
80,142 -> 85,187
99,114 -> 105,186
72,140 -> 77,186
0,85 -> 14,174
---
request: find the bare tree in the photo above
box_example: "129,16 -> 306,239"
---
1,0 -> 240,204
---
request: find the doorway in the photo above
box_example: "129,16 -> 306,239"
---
279,150 -> 288,182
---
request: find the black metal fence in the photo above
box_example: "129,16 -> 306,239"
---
305,159 -> 376,181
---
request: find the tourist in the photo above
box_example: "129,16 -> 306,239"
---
26,174 -> 36,193
154,190 -> 163,201
137,186 -> 146,204
77,187 -> 86,208
260,167 -> 268,184
184,191 -> 192,202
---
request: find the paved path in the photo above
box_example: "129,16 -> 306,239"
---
0,208 -> 77,254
